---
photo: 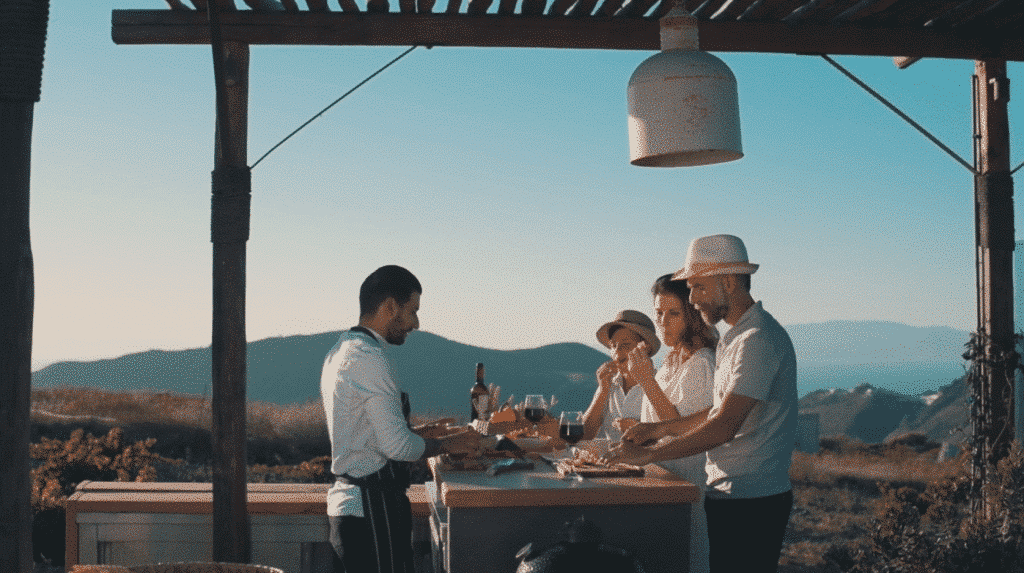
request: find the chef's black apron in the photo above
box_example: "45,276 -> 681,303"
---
330,326 -> 415,573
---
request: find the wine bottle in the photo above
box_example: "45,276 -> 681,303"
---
470,362 -> 488,421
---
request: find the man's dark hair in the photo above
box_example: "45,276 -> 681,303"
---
359,265 -> 422,317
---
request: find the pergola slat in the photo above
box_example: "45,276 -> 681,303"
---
567,0 -> 602,16
690,0 -> 726,17
595,0 -> 627,16
337,0 -> 361,12
109,10 -> 1024,61
708,0 -> 760,19
188,0 -> 209,10
739,0 -> 805,19
417,0 -> 437,12
521,0 -> 546,15
447,0 -> 464,14
548,0 -> 576,16
784,0 -> 855,23
306,0 -> 330,11
497,0 -> 517,14
367,0 -> 390,11
400,0 -> 416,13
831,0 -> 901,22
282,0 -> 300,11
468,0 -> 494,15
858,0 -> 967,26
164,0 -> 192,9
648,0 -> 674,18
615,0 -> 659,18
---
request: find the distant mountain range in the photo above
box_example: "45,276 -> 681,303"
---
799,378 -> 970,445
33,320 -> 975,439
32,331 -> 608,416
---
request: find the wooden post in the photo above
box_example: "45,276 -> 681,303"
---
210,38 -> 251,563
0,1 -> 49,571
972,59 -> 1014,516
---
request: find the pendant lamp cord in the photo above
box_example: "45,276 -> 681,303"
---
251,45 -> 421,169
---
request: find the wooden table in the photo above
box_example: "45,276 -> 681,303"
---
428,457 -> 699,573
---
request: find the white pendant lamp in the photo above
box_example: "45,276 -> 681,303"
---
628,3 -> 743,167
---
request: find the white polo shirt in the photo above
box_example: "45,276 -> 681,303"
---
705,302 -> 798,499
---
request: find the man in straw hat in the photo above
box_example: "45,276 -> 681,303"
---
606,235 -> 797,573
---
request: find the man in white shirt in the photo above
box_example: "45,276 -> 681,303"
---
321,265 -> 481,573
607,235 -> 797,573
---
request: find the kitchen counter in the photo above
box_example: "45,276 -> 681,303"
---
428,457 -> 699,573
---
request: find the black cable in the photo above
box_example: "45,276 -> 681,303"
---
251,45 -> 420,169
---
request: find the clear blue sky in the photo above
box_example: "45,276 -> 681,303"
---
29,0 -> 1023,369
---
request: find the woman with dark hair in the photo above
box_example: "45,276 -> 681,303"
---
620,273 -> 716,573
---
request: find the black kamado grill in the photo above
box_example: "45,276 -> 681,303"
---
515,517 -> 646,573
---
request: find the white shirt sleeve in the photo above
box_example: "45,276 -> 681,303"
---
345,344 -> 426,462
722,330 -> 779,402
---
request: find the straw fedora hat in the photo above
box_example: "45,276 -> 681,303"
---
672,234 -> 759,280
596,310 -> 661,356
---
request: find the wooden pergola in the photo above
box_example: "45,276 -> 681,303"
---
1,0 -> 1022,570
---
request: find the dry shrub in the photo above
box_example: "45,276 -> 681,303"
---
247,455 -> 333,483
30,427 -> 181,565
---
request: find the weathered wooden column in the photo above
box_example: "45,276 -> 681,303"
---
972,58 -> 1014,515
210,35 -> 252,563
0,1 -> 48,571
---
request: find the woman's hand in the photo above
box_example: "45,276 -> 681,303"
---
602,439 -> 654,467
613,417 -> 638,433
625,342 -> 656,385
621,421 -> 665,445
596,361 -> 618,391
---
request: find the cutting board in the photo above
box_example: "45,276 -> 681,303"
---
555,460 -> 645,478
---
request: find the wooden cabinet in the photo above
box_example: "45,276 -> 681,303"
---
66,481 -> 431,573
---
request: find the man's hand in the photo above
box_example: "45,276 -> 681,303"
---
620,421 -> 665,445
440,428 -> 482,456
602,439 -> 654,466
412,417 -> 459,439
613,417 -> 639,433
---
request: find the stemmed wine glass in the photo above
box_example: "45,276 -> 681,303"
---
523,395 -> 548,429
559,411 -> 585,481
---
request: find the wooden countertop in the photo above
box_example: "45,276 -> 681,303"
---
429,457 -> 699,508
68,481 -> 429,516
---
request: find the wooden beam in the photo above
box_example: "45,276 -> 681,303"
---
0,98 -> 36,573
210,38 -> 251,565
973,57 -> 1015,457
110,10 -> 1024,60
0,2 -> 48,572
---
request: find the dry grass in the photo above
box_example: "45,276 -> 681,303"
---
779,438 -> 967,572
31,387 -> 973,572
31,386 -> 328,441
